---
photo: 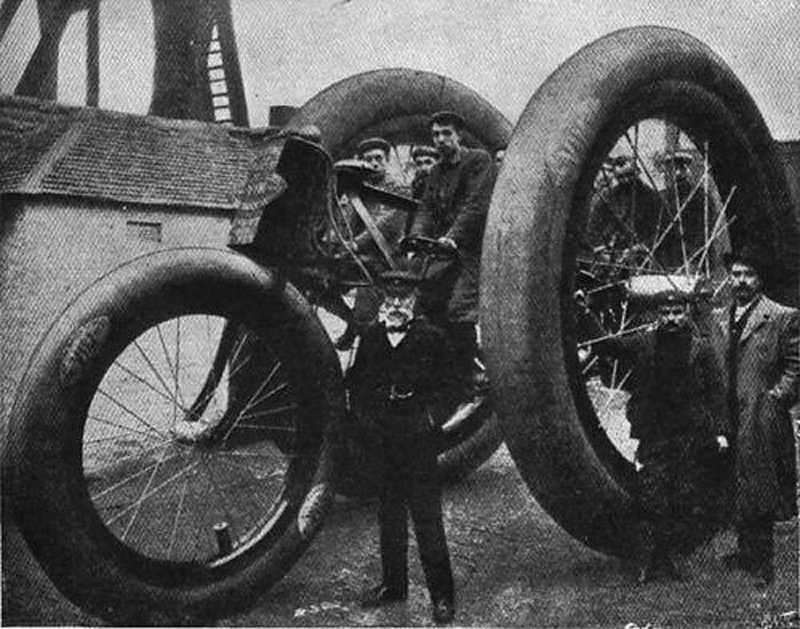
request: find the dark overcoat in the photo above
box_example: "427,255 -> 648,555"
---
599,328 -> 730,450
710,296 -> 800,521
410,148 -> 495,323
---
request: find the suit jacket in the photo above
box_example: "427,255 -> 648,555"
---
711,295 -> 800,519
345,317 -> 456,439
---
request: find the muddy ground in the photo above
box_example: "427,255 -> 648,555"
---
3,444 -> 797,628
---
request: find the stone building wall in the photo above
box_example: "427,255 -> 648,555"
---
0,195 -> 231,415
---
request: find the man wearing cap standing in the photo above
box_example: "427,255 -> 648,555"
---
408,111 -> 496,392
711,247 -> 799,587
346,270 -> 456,624
586,290 -> 730,582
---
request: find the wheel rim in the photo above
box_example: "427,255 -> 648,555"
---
83,313 -> 311,565
564,117 -> 735,545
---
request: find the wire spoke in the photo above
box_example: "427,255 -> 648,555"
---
220,360 -> 283,444
237,403 -> 299,422
167,476 -> 190,560
133,338 -> 184,411
155,322 -> 186,410
105,459 -> 200,529
111,359 -> 182,409
96,388 -> 169,439
87,439 -> 177,474
91,446 -> 180,503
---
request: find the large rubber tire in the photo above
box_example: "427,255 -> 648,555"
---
287,68 -> 512,159
2,248 -> 345,623
290,69 -> 508,487
481,26 -> 799,557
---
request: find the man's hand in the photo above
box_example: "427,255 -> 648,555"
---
437,236 -> 457,250
716,435 -> 729,450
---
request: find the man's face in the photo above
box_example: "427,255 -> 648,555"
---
494,150 -> 505,168
382,291 -> 417,329
730,262 -> 762,305
673,161 -> 691,183
431,122 -> 461,160
657,302 -> 690,331
414,154 -> 437,174
611,155 -> 636,184
361,148 -> 388,177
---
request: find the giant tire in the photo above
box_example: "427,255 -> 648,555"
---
481,27 -> 798,557
287,67 -> 512,159
290,68 -> 510,486
2,248 -> 345,623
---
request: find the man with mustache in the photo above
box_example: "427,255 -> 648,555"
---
711,247 -> 799,588
588,289 -> 730,583
346,269 -> 456,624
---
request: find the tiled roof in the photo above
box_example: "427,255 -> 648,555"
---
0,95 -> 281,210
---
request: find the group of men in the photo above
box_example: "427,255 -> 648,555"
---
583,249 -> 798,588
330,110 -> 798,625
338,110 -> 498,625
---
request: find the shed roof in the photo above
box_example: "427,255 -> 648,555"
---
0,95 -> 280,210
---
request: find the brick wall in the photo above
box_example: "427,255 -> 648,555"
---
0,195 -> 232,417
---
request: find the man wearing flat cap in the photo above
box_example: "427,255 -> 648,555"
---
710,246 -> 799,587
408,110 -> 497,394
585,288 -> 730,583
346,269 -> 456,624
334,136 -> 412,350
410,144 -> 438,200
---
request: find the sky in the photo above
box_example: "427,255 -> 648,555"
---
1,0 -> 798,139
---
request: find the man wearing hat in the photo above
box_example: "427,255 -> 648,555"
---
408,110 -> 496,393
585,153 -> 663,260
346,269 -> 456,624
710,246 -> 799,587
585,288 -> 730,582
410,144 -> 438,200
348,136 -> 410,252
334,137 -> 412,350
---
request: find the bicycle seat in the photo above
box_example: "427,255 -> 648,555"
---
334,159 -> 378,190
399,235 -> 458,260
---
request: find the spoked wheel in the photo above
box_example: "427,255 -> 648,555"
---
3,248 -> 344,623
482,26 -> 798,557
290,68 -> 513,489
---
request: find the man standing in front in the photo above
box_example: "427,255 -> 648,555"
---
347,270 -> 456,624
409,111 -> 495,392
587,290 -> 730,582
712,247 -> 799,587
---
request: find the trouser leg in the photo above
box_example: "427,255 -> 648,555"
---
378,467 -> 409,593
445,321 -> 478,392
738,515 -> 774,574
408,447 -> 454,603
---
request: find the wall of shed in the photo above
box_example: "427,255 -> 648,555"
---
0,195 -> 231,415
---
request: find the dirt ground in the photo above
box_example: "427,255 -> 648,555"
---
3,444 -> 797,628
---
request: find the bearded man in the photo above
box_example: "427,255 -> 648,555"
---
346,270 -> 456,624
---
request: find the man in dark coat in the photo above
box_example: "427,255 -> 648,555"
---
409,110 -> 496,389
591,291 -> 730,582
347,270 -> 456,625
710,248 -> 799,587
585,154 -> 664,259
